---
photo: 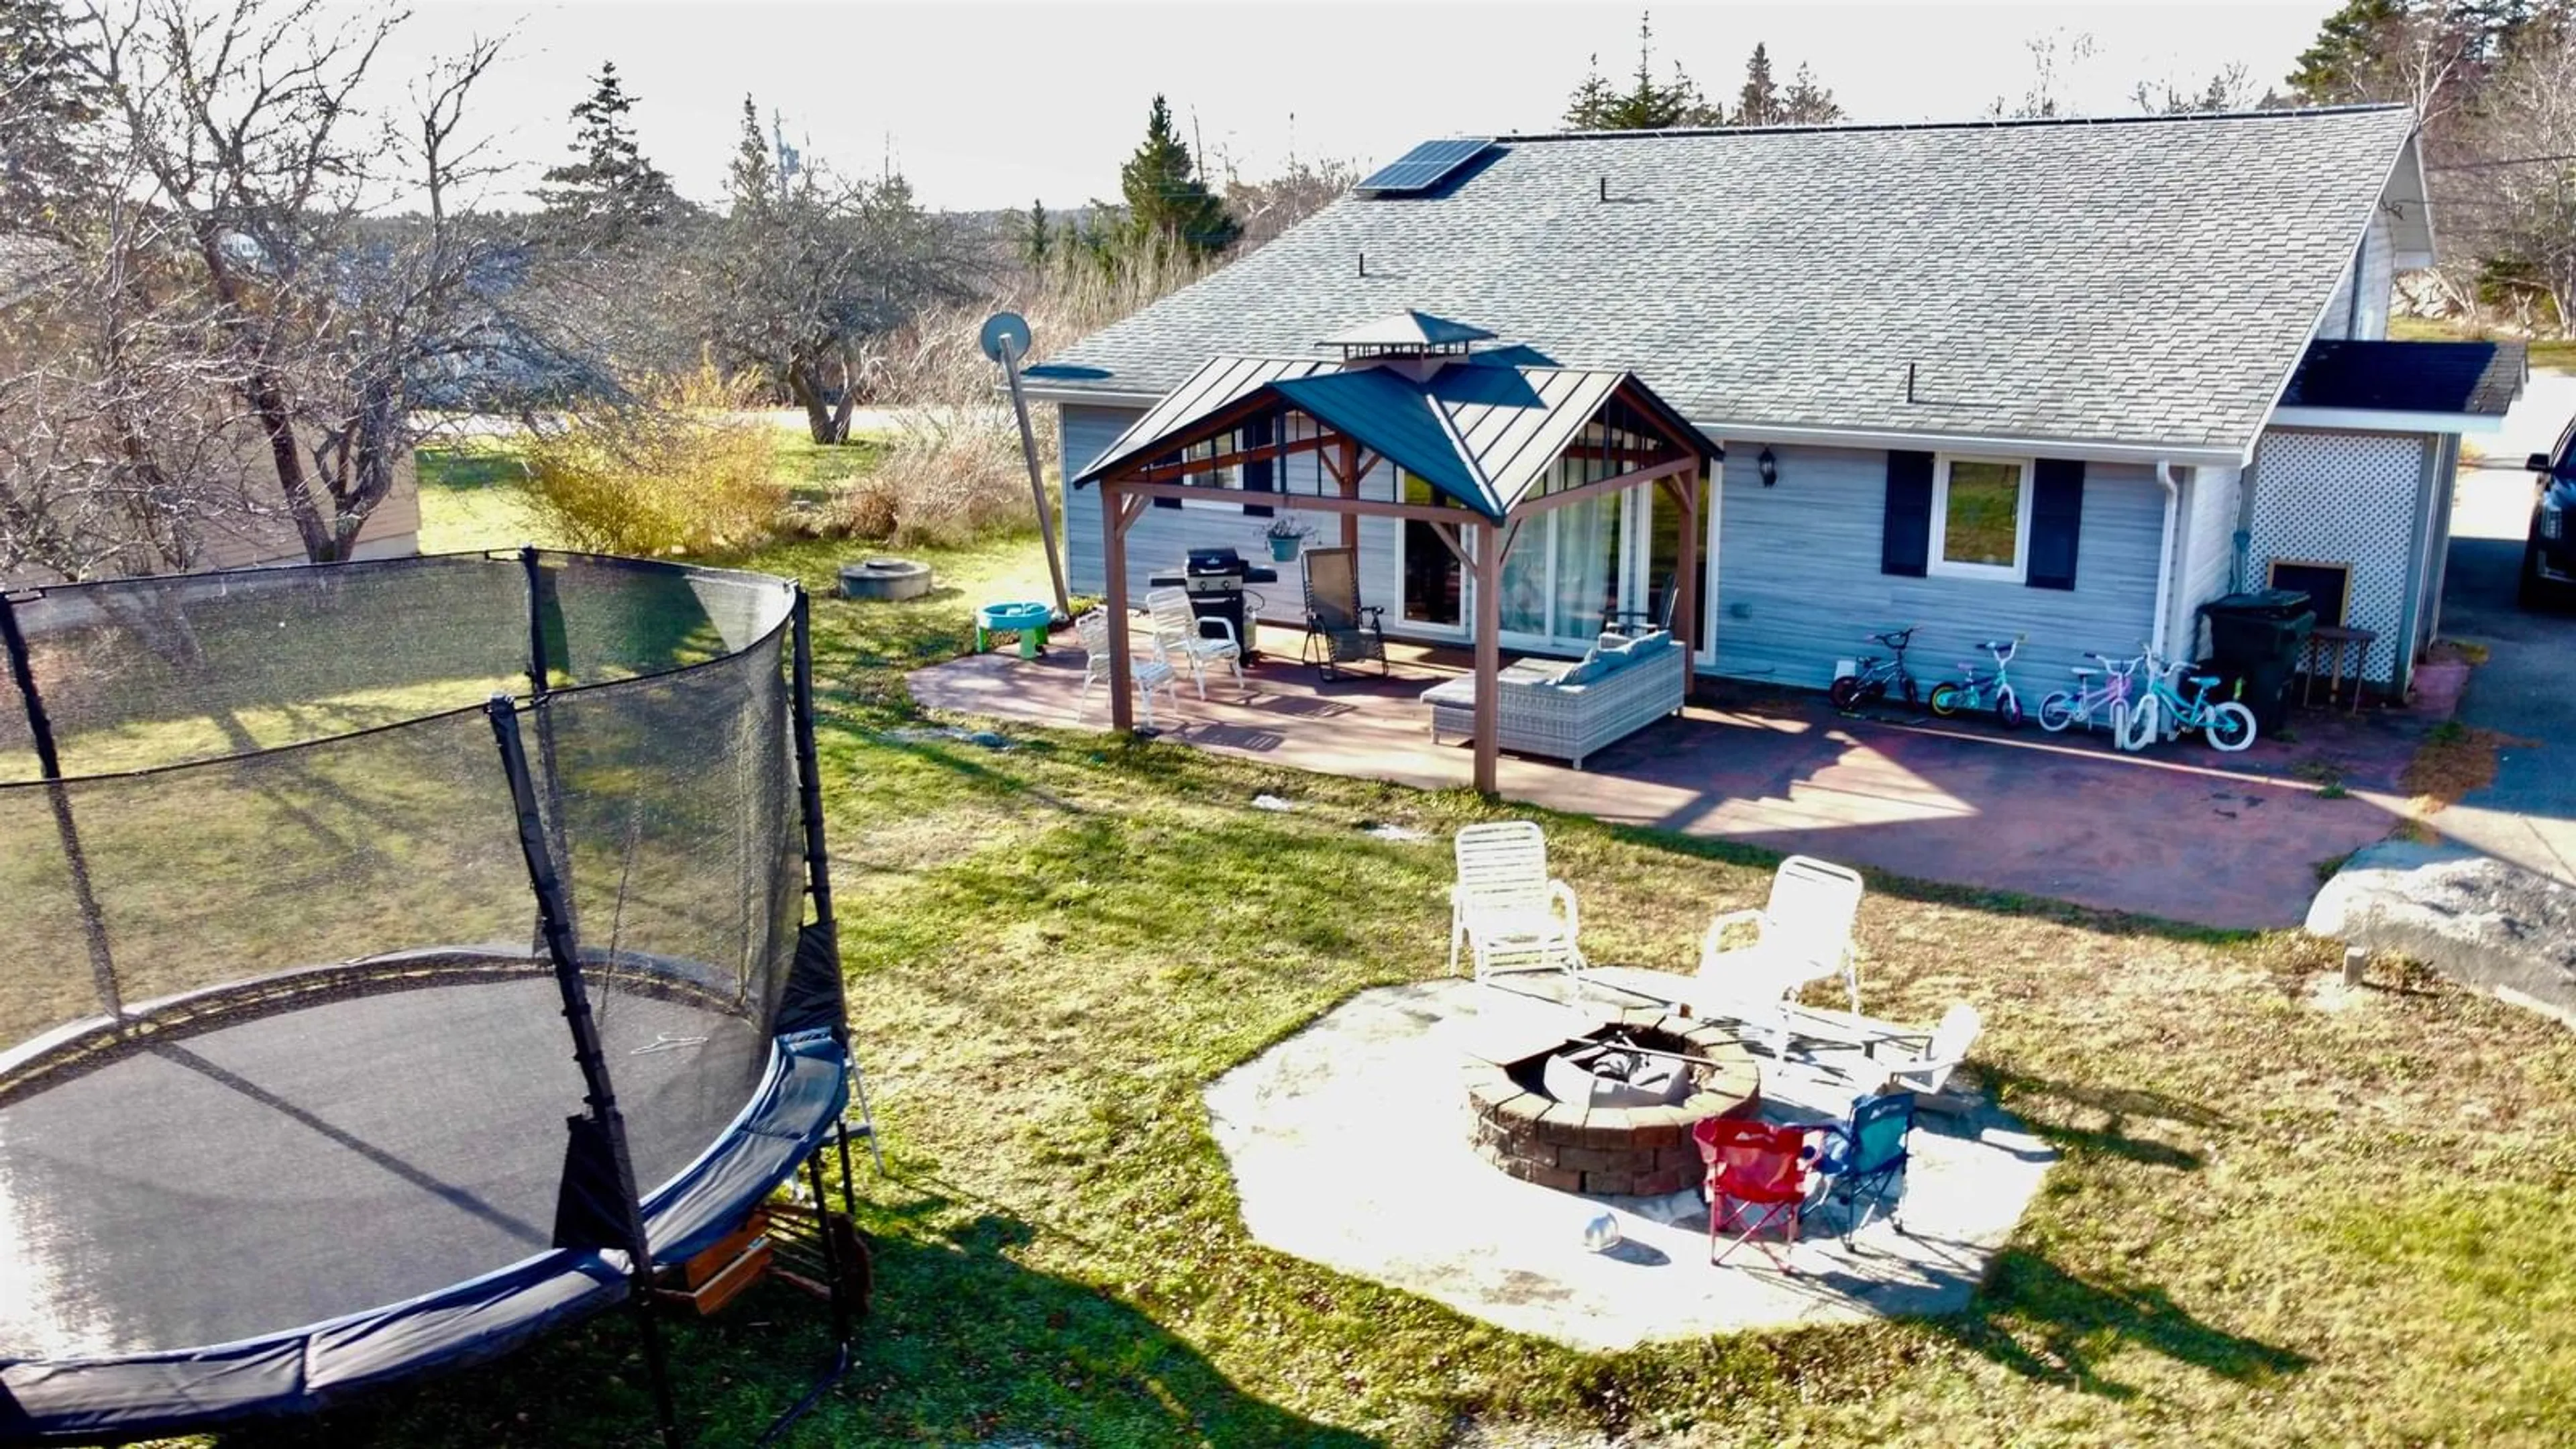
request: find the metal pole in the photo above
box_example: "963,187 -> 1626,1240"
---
1,591 -> 121,1018
998,334 -> 1073,621
517,548 -> 579,943
486,695 -> 678,1446
789,589 -> 838,945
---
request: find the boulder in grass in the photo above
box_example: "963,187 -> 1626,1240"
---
2307,839 -> 2576,1026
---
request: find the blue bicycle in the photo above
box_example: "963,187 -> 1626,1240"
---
1929,635 -> 2025,729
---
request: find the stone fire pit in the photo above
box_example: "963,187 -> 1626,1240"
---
1464,1007 -> 1759,1196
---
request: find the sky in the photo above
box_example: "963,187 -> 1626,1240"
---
372,0 -> 2348,213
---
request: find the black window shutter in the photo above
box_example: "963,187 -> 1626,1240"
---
1881,451 -> 1933,577
1242,413 -> 1275,519
2027,459 -> 2084,590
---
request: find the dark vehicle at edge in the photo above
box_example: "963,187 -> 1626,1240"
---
2522,417 -> 2576,608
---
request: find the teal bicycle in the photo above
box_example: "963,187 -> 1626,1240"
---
1929,635 -> 2025,729
2122,646 -> 2257,753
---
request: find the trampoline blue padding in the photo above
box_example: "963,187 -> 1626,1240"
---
0,969 -> 851,1442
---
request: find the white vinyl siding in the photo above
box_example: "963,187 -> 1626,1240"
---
2170,464 -> 2242,656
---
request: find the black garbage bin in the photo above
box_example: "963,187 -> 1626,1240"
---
2198,590 -> 2315,733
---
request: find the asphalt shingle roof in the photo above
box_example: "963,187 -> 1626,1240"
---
1030,107 -> 2420,455
2282,339 -> 2526,416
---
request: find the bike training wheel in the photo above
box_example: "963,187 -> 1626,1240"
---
1927,682 -> 1966,717
1994,688 -> 2025,729
2037,692 -> 2078,733
2108,699 -> 2131,751
2204,700 -> 2257,752
1828,676 -> 1865,710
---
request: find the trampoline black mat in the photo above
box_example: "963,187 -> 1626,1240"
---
0,969 -> 768,1360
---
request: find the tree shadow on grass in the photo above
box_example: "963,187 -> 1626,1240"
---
215,1195 -> 1368,1449
1976,1068 -> 2220,1173
1937,1248 -> 2310,1400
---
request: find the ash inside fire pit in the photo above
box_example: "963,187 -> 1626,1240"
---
1465,1010 -> 1762,1197
1542,1031 -> 1695,1110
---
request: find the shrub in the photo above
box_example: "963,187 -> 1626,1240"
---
521,367 -> 784,556
832,247 -> 1212,546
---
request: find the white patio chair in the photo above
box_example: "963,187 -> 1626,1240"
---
1144,586 -> 1244,700
1696,855 -> 1864,1052
1586,855 -> 1864,1055
1448,822 -> 1586,983
1073,609 -> 1179,729
1867,1002 -> 1982,1100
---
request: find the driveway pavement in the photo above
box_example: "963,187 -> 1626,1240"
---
2432,460 -> 2576,883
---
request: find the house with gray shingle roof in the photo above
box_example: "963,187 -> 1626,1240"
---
1025,105 -> 2519,708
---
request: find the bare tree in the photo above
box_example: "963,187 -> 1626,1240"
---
69,0 -> 516,564
2459,17 -> 2576,331
1990,30 -> 2098,119
699,105 -> 979,445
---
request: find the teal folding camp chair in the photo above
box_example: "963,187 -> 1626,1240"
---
1809,1091 -> 1916,1246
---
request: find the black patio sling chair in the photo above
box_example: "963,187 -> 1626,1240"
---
1301,545 -> 1386,681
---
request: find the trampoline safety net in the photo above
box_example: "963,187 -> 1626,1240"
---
0,550 -> 847,1434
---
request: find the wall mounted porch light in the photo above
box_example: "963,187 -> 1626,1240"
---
1757,447 -> 1778,487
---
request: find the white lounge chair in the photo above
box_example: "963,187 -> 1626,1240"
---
1144,586 -> 1244,700
1073,610 -> 1179,729
1589,854 -> 1866,1054
1448,822 -> 1586,983
1866,1002 -> 1982,1101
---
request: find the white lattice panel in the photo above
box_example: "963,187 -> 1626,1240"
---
2248,429 -> 2426,688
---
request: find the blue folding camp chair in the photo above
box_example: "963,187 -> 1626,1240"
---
1809,1091 -> 1915,1246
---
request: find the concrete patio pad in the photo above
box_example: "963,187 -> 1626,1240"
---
1200,977 -> 2053,1351
910,638 -> 2417,928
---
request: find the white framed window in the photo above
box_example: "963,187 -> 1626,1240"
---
1929,453 -> 2034,582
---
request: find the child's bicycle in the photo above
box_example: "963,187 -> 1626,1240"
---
2123,647 -> 2257,753
1827,626 -> 1922,711
2038,652 -> 2143,736
1929,635 -> 2025,728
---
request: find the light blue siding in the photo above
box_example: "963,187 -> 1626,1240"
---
1711,443 -> 2166,695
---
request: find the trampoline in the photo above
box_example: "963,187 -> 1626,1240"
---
0,551 -> 861,1444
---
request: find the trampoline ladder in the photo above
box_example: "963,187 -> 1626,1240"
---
846,1057 -> 887,1175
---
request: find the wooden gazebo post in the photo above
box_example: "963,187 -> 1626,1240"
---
1472,521 -> 1505,794
1102,480 -> 1136,733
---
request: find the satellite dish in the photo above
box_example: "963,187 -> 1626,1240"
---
979,311 -> 1032,366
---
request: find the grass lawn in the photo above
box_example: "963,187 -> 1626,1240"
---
2390,314 -> 2576,372
156,462 -> 2576,1446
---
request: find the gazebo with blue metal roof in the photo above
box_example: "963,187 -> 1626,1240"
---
1070,311 -> 1720,793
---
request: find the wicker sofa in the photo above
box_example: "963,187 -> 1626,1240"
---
1420,631 -> 1688,769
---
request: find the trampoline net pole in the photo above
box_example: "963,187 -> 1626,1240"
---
517,547 -> 580,947
484,696 -> 676,1425
1,590 -> 121,1019
790,588 -> 838,936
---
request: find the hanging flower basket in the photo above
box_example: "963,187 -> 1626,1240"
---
1265,515 -> 1313,562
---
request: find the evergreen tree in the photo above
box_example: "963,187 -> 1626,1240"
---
536,61 -> 679,244
1023,198 -> 1052,268
1735,42 -> 1780,126
1779,62 -> 1845,123
1116,95 -> 1238,256
727,94 -> 775,216
1560,11 -> 1721,129
0,0 -> 105,233
2288,0 -> 2415,100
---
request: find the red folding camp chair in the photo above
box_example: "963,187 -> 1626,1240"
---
1692,1117 -> 1814,1272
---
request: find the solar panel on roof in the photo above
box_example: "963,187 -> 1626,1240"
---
1357,138 -> 1492,195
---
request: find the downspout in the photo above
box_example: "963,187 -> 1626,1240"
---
2151,461 -> 2182,663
